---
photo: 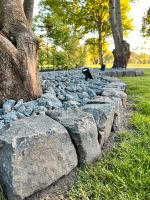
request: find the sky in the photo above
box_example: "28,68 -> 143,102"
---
33,0 -> 150,53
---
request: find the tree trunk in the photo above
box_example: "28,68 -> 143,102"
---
109,0 -> 130,68
97,24 -> 104,65
0,0 -> 41,106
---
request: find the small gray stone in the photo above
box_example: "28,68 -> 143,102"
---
0,109 -> 3,115
0,121 -> 5,130
15,104 -> 26,114
16,112 -> 25,119
87,88 -> 97,97
34,106 -> 47,114
13,99 -> 24,110
3,111 -> 18,124
3,100 -> 16,114
38,93 -> 62,109
65,94 -> 74,101
63,101 -> 80,110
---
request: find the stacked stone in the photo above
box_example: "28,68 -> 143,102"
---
0,69 -> 128,200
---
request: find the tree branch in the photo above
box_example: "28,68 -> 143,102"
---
23,0 -> 34,29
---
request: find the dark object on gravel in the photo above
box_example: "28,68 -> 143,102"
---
82,68 -> 93,81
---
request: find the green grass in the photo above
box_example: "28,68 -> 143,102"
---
88,64 -> 150,69
68,68 -> 150,200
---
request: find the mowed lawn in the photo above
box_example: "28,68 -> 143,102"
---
88,64 -> 150,69
0,69 -> 150,200
67,68 -> 150,200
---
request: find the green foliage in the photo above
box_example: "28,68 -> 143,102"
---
34,0 -> 133,68
129,52 -> 150,64
141,7 -> 150,37
68,69 -> 150,200
85,38 -> 113,65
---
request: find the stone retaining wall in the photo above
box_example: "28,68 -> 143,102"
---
0,68 -> 143,200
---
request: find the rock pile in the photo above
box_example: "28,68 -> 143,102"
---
0,68 -> 131,199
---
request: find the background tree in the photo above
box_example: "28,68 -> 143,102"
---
109,0 -> 131,68
0,0 -> 41,106
35,0 -> 133,68
34,3 -> 86,69
141,7 -> 150,37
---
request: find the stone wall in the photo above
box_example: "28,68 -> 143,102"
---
0,69 -> 137,200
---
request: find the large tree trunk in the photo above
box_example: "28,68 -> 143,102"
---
109,0 -> 131,68
0,0 -> 41,106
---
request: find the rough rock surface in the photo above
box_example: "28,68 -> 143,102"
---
0,68 -> 132,200
82,104 -> 115,147
0,116 -> 77,200
102,89 -> 127,106
46,109 -> 101,166
87,96 -> 123,130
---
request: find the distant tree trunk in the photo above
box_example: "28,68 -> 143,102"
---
0,0 -> 41,106
97,24 -> 104,65
109,0 -> 131,68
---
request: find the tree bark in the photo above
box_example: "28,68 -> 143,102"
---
109,0 -> 130,68
0,0 -> 41,106
23,0 -> 34,29
97,23 -> 104,65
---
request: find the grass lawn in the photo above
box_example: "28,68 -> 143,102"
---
67,68 -> 150,200
0,69 -> 150,200
88,64 -> 150,69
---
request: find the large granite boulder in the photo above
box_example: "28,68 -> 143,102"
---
46,109 -> 101,166
0,116 -> 77,200
82,104 -> 115,147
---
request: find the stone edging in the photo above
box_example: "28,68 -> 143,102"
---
0,74 -> 129,200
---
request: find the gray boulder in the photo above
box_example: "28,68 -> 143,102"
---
102,88 -> 127,106
123,70 -> 136,77
87,96 -> 123,131
82,104 -> 115,147
104,82 -> 127,91
46,109 -> 101,166
0,115 -> 77,200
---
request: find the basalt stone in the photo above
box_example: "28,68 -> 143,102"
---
86,88 -> 97,97
13,99 -> 24,110
86,96 -> 123,131
14,104 -> 26,114
102,89 -> 127,106
3,100 -> 16,114
135,70 -> 144,76
0,116 -> 77,200
0,121 -> 5,130
38,93 -> 62,110
82,104 -> 115,147
0,109 -> 3,115
63,101 -> 80,110
104,82 -> 127,91
46,109 -> 101,166
3,111 -> 18,124
123,70 -> 135,77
